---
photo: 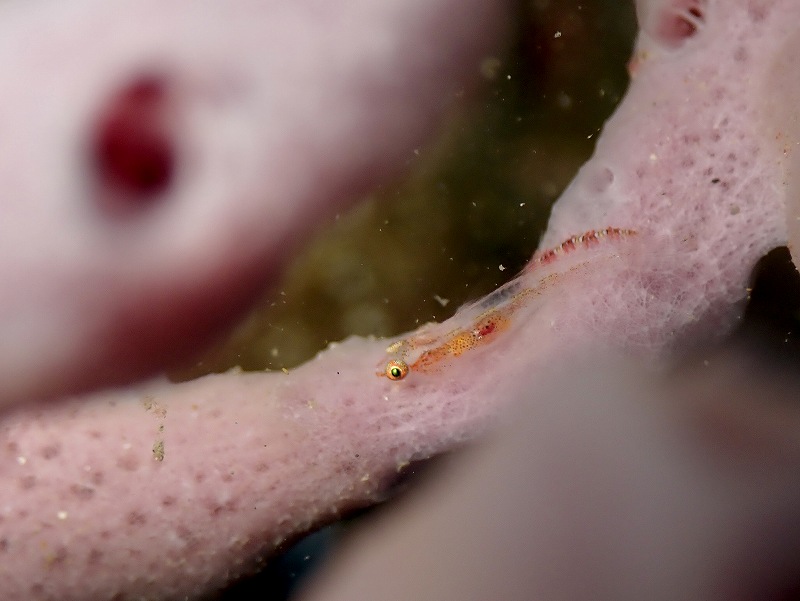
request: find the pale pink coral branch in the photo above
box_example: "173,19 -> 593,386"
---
1,0 -> 799,599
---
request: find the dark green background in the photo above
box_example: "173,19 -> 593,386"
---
177,1 -> 637,381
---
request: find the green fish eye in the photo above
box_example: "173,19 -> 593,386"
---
385,360 -> 409,381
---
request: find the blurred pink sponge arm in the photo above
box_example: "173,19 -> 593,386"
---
301,356 -> 800,601
0,0 -> 508,405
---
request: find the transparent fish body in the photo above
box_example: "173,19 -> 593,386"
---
378,228 -> 637,380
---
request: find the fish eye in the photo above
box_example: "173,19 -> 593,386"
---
385,360 -> 409,380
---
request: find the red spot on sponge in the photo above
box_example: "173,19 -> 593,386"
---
93,75 -> 175,210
